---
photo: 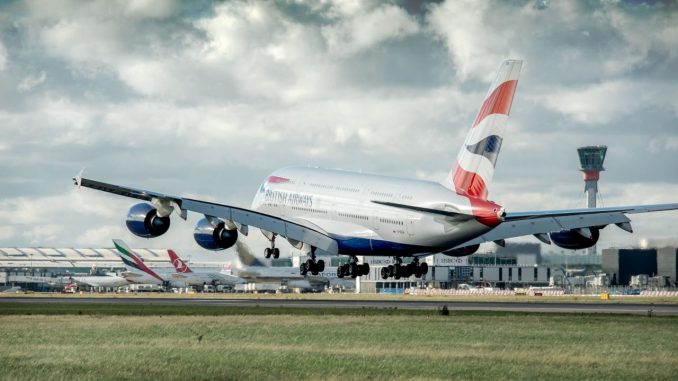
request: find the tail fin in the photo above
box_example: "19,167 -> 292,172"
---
444,59 -> 522,199
235,241 -> 266,267
112,239 -> 164,282
168,249 -> 192,273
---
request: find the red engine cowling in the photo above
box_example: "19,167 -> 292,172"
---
549,228 -> 600,250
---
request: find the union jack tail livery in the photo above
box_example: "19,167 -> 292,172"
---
168,249 -> 193,273
445,59 -> 522,200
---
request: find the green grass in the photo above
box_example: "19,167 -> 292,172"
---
0,304 -> 677,381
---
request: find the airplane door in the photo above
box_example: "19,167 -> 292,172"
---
406,216 -> 416,237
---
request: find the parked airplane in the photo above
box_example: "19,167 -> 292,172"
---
69,273 -> 130,288
75,60 -> 678,280
167,243 -> 328,291
113,239 -> 244,288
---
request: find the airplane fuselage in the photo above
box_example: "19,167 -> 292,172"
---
251,167 -> 503,256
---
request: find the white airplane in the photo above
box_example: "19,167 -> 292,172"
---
69,273 -> 131,288
112,239 -> 245,288
75,60 -> 678,280
167,242 -> 328,291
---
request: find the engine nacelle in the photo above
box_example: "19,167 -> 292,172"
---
126,203 -> 170,238
549,228 -> 600,250
442,244 -> 480,257
194,218 -> 238,251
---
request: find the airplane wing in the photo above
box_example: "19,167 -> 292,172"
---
75,177 -> 339,254
452,203 -> 678,248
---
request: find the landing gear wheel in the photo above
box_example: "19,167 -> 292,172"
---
317,259 -> 325,273
387,265 -> 395,278
380,267 -> 389,280
264,248 -> 272,259
361,263 -> 370,276
419,262 -> 428,276
272,248 -> 280,259
350,262 -> 359,278
337,265 -> 345,278
300,263 -> 308,276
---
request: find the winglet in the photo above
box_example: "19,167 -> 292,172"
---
73,168 -> 85,188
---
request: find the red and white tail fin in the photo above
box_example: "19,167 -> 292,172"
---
168,249 -> 192,273
444,59 -> 522,200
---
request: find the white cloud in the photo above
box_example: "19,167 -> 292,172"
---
122,0 -> 179,19
322,4 -> 419,57
0,39 -> 7,71
17,70 -> 46,92
0,226 -> 15,240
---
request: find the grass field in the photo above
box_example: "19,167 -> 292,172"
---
0,304 -> 677,380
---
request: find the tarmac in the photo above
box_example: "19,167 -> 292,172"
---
2,296 -> 678,315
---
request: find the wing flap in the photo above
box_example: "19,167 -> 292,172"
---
454,211 -> 630,248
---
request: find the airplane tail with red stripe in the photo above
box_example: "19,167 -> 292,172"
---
168,249 -> 193,273
444,59 -> 522,200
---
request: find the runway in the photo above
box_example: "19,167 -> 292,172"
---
2,296 -> 678,315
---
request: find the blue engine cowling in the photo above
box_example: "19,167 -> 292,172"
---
125,203 -> 171,238
194,218 -> 238,251
549,228 -> 600,250
442,244 -> 480,257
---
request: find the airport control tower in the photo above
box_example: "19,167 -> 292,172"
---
578,145 -> 607,208
578,145 -> 607,255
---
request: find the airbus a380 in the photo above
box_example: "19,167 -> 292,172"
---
75,60 -> 678,280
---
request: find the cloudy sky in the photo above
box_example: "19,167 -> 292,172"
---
0,0 -> 676,260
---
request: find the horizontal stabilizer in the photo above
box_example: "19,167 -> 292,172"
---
371,201 -> 474,221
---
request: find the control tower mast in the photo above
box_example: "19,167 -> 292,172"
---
577,145 -> 607,255
577,146 -> 607,208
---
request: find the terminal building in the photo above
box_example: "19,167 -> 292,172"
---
0,247 -> 174,291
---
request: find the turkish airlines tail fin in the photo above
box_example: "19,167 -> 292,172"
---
168,249 -> 193,273
444,59 -> 522,200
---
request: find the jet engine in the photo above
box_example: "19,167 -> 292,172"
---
194,218 -> 238,250
126,203 -> 170,238
549,227 -> 600,250
442,244 -> 480,257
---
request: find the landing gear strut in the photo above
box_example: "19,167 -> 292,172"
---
337,256 -> 370,279
380,257 -> 428,280
300,247 -> 325,276
264,234 -> 280,259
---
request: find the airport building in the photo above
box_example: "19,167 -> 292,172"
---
0,247 -> 173,290
602,247 -> 678,287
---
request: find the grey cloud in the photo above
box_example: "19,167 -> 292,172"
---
0,0 -> 676,255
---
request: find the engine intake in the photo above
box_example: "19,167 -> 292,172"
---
194,218 -> 238,251
549,228 -> 600,250
126,203 -> 170,238
442,244 -> 480,257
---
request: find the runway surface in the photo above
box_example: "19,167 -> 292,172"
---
2,296 -> 678,315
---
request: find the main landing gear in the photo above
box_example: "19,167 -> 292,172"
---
380,257 -> 428,280
264,235 -> 280,259
337,256 -> 370,279
300,247 -> 325,276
